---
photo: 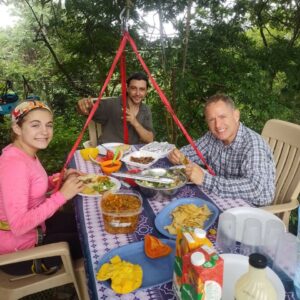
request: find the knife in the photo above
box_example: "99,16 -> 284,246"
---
111,172 -> 174,184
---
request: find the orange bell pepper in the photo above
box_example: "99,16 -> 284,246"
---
144,234 -> 172,259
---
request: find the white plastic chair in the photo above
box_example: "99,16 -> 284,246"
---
83,120 -> 102,148
261,119 -> 300,226
0,242 -> 87,300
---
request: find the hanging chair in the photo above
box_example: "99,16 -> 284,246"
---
0,80 -> 19,115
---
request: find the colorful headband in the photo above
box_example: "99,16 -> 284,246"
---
11,100 -> 52,123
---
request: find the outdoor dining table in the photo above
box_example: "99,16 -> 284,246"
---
70,148 -> 296,300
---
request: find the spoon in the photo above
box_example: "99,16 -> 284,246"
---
111,172 -> 175,184
88,154 -> 100,165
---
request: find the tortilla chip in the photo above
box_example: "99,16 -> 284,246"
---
164,203 -> 212,234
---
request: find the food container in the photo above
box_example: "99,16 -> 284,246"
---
136,168 -> 187,197
100,191 -> 143,234
100,159 -> 122,175
140,142 -> 175,158
173,227 -> 223,300
121,150 -> 160,169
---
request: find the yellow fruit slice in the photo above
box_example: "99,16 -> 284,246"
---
80,148 -> 99,160
96,255 -> 143,294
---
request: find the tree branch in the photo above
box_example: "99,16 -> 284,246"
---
182,0 -> 193,74
24,0 -> 92,95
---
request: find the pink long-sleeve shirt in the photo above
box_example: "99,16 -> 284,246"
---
0,144 -> 67,254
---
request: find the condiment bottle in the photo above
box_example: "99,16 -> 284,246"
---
234,253 -> 277,300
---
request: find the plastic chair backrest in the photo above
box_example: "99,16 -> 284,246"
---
0,242 -> 84,300
262,119 -> 300,205
88,120 -> 102,147
261,119 -> 300,225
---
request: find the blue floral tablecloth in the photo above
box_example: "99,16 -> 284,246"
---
71,150 -> 296,300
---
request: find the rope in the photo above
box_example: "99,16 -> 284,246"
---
120,52 -> 129,143
125,32 -> 215,175
55,30 -> 215,191
54,33 -> 128,191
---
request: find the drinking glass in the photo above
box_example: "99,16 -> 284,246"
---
216,212 -> 237,253
240,217 -> 262,256
273,232 -> 298,279
294,244 -> 300,300
262,219 -> 285,265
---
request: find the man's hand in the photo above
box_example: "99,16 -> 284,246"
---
168,148 -> 187,165
121,107 -> 154,143
77,98 -> 93,115
125,107 -> 139,127
185,163 -> 205,185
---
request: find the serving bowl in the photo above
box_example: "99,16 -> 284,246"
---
135,168 -> 187,197
100,159 -> 122,175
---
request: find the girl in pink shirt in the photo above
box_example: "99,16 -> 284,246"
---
0,100 -> 84,274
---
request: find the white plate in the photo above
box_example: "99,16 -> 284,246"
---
97,143 -> 131,155
224,207 -> 286,242
121,150 -> 160,169
140,142 -> 175,158
220,253 -> 285,300
78,175 -> 121,197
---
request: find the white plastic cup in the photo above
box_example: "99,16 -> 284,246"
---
294,242 -> 300,300
216,212 -> 237,253
273,232 -> 298,279
262,219 -> 285,264
240,218 -> 262,256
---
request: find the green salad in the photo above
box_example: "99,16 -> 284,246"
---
137,169 -> 186,189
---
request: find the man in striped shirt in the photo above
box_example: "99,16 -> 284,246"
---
168,94 -> 275,206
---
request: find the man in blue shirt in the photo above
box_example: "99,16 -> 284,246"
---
168,94 -> 275,206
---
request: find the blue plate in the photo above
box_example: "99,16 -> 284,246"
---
155,197 -> 219,239
97,239 -> 176,291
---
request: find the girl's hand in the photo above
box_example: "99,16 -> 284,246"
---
59,176 -> 84,200
63,168 -> 83,180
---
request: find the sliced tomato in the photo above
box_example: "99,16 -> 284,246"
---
106,150 -> 114,160
123,168 -> 141,186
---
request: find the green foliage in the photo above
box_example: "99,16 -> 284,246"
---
289,203 -> 300,235
0,0 -> 299,230
1,0 -> 299,149
0,117 -> 12,150
38,111 -> 87,174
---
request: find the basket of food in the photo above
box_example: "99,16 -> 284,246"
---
100,191 -> 143,234
135,168 -> 187,197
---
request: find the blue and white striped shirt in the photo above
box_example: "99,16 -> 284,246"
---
181,123 -> 276,206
